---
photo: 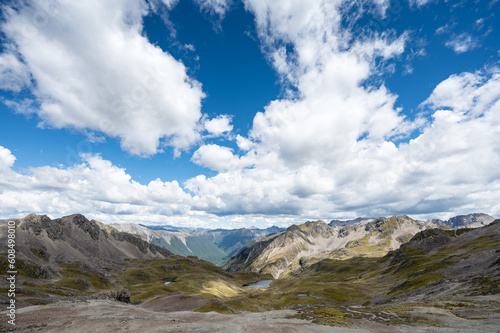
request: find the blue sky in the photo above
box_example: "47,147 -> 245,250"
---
0,0 -> 499,228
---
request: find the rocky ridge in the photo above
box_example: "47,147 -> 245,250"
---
428,213 -> 496,229
13,214 -> 172,267
224,215 -> 431,278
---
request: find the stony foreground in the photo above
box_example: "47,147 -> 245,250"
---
1,300 -> 499,333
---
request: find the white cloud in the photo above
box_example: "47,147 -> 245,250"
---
236,135 -> 254,151
182,0 -> 500,221
0,52 -> 31,92
1,1 -> 499,227
191,144 -> 256,171
408,0 -> 435,7
0,146 -> 16,170
160,0 -> 179,10
195,0 -> 232,18
445,33 -> 479,54
392,69 -> 500,216
204,115 -> 233,136
0,0 -> 204,157
0,148 -> 203,224
191,144 -> 240,171
435,25 -> 450,35
2,63 -> 499,224
422,70 -> 500,116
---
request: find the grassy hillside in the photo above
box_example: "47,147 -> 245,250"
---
150,235 -> 229,264
150,236 -> 193,257
185,236 -> 229,266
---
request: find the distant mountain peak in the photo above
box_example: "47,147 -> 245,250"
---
428,213 -> 496,229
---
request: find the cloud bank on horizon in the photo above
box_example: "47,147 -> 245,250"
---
0,0 -> 499,228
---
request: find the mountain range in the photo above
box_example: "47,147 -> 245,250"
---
224,216 -> 427,278
223,213 -> 496,278
1,212 -> 499,331
427,212 -> 496,229
112,213 -> 495,271
328,213 -> 496,229
112,223 -> 284,266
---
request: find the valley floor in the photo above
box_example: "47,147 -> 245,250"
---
1,300 -> 499,333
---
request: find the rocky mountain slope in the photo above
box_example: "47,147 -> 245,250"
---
287,220 -> 500,307
7,214 -> 172,267
113,223 -> 284,266
328,217 -> 374,227
0,214 -> 172,291
428,212 -> 496,229
0,214 -> 271,308
224,216 -> 431,278
258,219 -> 500,328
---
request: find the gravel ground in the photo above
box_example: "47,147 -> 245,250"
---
1,300 -> 499,333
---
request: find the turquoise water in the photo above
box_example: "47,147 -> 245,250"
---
162,277 -> 176,284
244,280 -> 272,288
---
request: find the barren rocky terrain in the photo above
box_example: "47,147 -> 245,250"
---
2,299 -> 499,333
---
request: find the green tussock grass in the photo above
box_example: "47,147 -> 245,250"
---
313,308 -> 348,326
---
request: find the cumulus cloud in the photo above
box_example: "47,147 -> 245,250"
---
240,0 -> 408,166
185,67 -> 500,220
182,0 -> 500,220
236,135 -> 254,151
182,0 -> 410,217
0,0 -> 204,157
0,146 -> 16,170
1,0 -> 499,227
191,144 -> 241,171
203,115 -> 233,136
393,69 -> 500,214
422,70 -> 500,115
0,148 -> 209,226
159,0 -> 179,10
